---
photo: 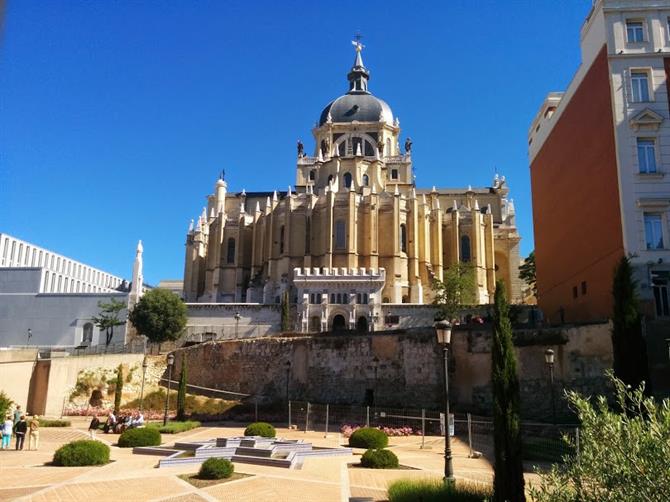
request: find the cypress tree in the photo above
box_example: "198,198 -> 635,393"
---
281,290 -> 290,332
176,355 -> 188,421
114,364 -> 123,415
491,280 -> 525,502
611,256 -> 650,393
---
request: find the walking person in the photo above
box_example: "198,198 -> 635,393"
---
88,415 -> 100,439
28,416 -> 40,450
13,405 -> 22,426
1,416 -> 12,450
14,415 -> 27,450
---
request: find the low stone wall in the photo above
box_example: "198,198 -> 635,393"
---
174,322 -> 613,421
185,303 -> 281,340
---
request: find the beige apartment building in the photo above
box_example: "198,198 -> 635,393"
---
183,43 -> 522,331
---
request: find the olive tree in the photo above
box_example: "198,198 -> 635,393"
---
128,289 -> 187,344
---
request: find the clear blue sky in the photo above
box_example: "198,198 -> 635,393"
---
0,1 -> 591,285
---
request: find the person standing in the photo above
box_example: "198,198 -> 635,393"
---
88,415 -> 100,439
14,415 -> 27,450
28,416 -> 40,450
13,405 -> 22,426
1,416 -> 12,450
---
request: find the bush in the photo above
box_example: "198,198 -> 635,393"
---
118,427 -> 161,448
198,457 -> 234,480
244,422 -> 276,438
53,440 -> 110,466
146,420 -> 201,434
360,448 -> 399,469
0,391 -> 13,420
349,427 -> 388,449
388,479 -> 493,502
38,418 -> 71,428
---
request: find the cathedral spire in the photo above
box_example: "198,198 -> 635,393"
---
348,37 -> 370,94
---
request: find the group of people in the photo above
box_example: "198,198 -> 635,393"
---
1,405 -> 39,451
89,411 -> 144,437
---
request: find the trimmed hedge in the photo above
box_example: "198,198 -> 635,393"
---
244,422 -> 276,438
388,479 -> 493,502
360,448 -> 399,469
39,418 -> 71,428
53,440 -> 110,466
118,427 -> 162,448
349,427 -> 388,449
198,457 -> 235,479
147,420 -> 201,434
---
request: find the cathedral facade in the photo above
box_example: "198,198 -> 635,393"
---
183,43 -> 521,332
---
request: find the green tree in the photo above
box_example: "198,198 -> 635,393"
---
519,251 -> 536,296
491,280 -> 525,502
113,364 -> 123,414
176,354 -> 188,421
128,289 -> 187,344
281,290 -> 290,332
611,256 -> 650,393
92,298 -> 127,346
431,263 -> 476,321
0,391 -> 13,420
530,373 -> 670,502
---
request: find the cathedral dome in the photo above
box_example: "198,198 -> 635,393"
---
318,41 -> 394,127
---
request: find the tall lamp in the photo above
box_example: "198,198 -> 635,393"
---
435,320 -> 454,482
163,353 -> 175,426
545,348 -> 556,424
139,355 -> 148,413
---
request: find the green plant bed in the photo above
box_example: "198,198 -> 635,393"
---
118,427 -> 161,448
360,448 -> 399,469
38,418 -> 72,427
244,422 -> 276,438
53,440 -> 110,466
179,472 -> 250,489
388,479 -> 493,502
198,457 -> 234,479
146,420 -> 201,434
349,427 -> 388,449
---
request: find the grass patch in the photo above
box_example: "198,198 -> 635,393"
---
388,478 -> 492,502
523,436 -> 574,463
178,473 -> 251,489
146,420 -> 201,434
38,418 -> 71,427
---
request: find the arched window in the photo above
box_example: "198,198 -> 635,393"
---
305,217 -> 311,254
309,169 -> 316,181
330,293 -> 336,304
335,220 -> 346,249
400,223 -> 407,253
279,225 -> 285,254
364,140 -> 374,156
227,238 -> 236,264
460,235 -> 471,262
83,323 -> 93,344
362,174 -> 369,186
391,168 -> 399,180
343,172 -> 352,188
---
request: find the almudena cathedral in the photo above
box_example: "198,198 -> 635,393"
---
183,43 -> 522,334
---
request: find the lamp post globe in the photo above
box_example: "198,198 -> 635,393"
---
163,353 -> 175,426
434,320 -> 454,482
544,348 -> 556,424
139,355 -> 149,413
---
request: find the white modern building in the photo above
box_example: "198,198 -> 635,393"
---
0,233 -> 144,348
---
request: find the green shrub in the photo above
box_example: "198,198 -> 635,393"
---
349,427 -> 388,449
360,448 -> 399,469
198,457 -> 234,479
53,440 -> 110,466
38,418 -> 71,428
118,427 -> 161,447
388,479 -> 493,502
0,391 -> 13,420
146,420 -> 201,434
244,422 -> 276,438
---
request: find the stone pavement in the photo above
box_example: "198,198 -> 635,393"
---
0,418 -> 522,502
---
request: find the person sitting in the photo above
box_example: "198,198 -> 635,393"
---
103,412 -> 116,433
116,414 -> 132,434
129,412 -> 145,429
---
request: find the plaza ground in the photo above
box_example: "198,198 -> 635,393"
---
0,418 -> 542,501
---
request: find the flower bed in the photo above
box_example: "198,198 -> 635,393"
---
340,424 -> 418,438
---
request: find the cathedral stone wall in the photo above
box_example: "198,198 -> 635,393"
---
172,323 -> 613,420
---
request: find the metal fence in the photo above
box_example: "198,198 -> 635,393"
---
283,400 -> 578,463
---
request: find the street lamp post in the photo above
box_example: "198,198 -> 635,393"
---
27,329 -> 32,346
234,312 -> 241,338
163,353 -> 175,426
545,348 -> 556,424
435,320 -> 454,483
139,355 -> 148,413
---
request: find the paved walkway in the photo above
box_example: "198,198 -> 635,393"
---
0,418 -> 528,502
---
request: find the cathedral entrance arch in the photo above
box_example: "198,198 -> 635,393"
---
331,314 -> 346,332
356,316 -> 368,332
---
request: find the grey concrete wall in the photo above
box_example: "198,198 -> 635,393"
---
0,292 -> 128,347
0,268 -> 42,293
